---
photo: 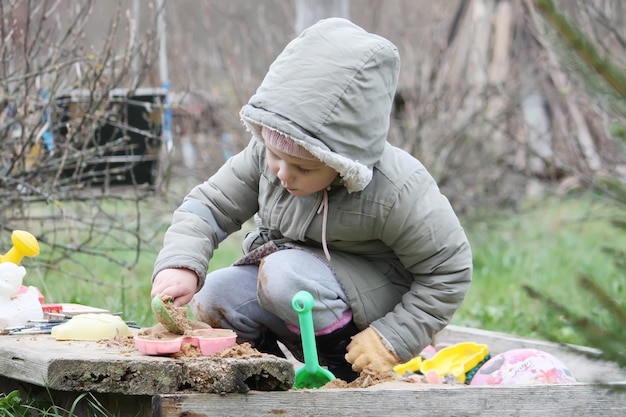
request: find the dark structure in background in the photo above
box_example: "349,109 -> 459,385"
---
53,88 -> 165,188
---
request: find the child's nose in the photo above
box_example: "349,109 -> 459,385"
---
276,162 -> 293,182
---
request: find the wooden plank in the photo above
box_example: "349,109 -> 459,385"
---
0,334 -> 294,395
155,383 -> 626,417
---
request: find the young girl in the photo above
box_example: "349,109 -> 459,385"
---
151,17 -> 472,381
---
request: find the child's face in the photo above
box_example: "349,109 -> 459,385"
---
265,143 -> 338,196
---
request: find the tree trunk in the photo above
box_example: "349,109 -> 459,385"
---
294,0 -> 350,34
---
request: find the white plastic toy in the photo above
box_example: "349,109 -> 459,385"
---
0,262 -> 44,329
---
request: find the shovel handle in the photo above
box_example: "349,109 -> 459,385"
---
292,290 -> 314,314
292,291 -> 320,373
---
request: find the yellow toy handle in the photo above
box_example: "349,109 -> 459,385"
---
0,230 -> 40,265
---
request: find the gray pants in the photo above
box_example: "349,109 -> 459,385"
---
189,249 -> 352,344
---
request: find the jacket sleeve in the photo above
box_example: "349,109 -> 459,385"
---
152,138 -> 264,286
372,168 -> 473,361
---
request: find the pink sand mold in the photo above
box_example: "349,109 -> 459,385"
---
134,328 -> 237,356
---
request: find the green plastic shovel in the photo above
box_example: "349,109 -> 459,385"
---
151,294 -> 184,334
292,290 -> 336,389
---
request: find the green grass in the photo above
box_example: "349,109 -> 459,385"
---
0,389 -> 114,417
452,193 -> 626,345
16,192 -> 626,344
24,222 -> 250,328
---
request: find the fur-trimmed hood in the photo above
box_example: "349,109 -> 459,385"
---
240,18 -> 400,193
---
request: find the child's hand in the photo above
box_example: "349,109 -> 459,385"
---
151,268 -> 198,306
345,326 -> 401,373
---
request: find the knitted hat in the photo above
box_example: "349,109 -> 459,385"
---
261,126 -> 317,161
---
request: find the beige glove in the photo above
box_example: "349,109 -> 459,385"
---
345,326 -> 401,373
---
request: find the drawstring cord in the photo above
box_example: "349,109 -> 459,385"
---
317,188 -> 331,261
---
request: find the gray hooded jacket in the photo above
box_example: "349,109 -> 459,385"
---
153,18 -> 472,361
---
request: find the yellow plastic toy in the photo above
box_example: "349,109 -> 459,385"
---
0,231 -> 43,330
0,230 -> 40,265
420,342 -> 489,383
51,313 -> 133,341
393,356 -> 423,375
